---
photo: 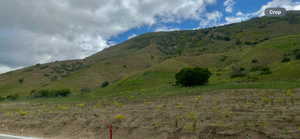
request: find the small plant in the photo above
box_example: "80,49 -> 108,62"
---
114,114 -> 126,121
113,101 -> 123,108
286,89 -> 294,97
175,103 -> 185,109
77,103 -> 86,108
251,59 -> 259,64
152,121 -> 162,128
18,110 -> 29,116
101,81 -> 109,88
194,96 -> 203,103
175,67 -> 212,87
185,112 -> 198,121
155,104 -> 165,110
261,96 -> 273,105
18,78 -> 24,84
57,105 -> 70,111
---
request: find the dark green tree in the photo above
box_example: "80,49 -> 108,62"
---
175,67 -> 212,87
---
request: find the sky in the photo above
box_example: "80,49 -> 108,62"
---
1,0 -> 300,73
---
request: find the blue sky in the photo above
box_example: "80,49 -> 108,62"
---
0,0 -> 300,73
110,0 -> 296,44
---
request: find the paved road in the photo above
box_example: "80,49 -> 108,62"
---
0,134 -> 38,139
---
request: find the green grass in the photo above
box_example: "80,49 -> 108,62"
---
1,13 -> 300,102
15,80 -> 299,104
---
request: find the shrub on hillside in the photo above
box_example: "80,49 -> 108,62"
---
260,67 -> 272,75
0,96 -> 6,101
250,65 -> 272,75
175,67 -> 212,87
31,89 -> 71,98
101,81 -> 110,88
230,66 -> 247,78
235,39 -> 242,45
55,89 -> 71,97
6,94 -> 19,100
18,78 -> 24,84
281,57 -> 291,63
293,49 -> 300,60
251,59 -> 259,64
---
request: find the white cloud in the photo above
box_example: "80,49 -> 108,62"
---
128,34 -> 137,39
225,0 -> 300,25
155,27 -> 180,32
225,12 -> 255,24
0,0 -> 217,72
224,0 -> 235,13
198,11 -> 223,28
0,65 -> 15,74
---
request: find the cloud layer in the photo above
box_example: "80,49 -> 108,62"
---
225,0 -> 300,25
0,0 -> 216,73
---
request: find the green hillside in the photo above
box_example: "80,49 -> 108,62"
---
1,11 -> 300,98
1,11 -> 300,139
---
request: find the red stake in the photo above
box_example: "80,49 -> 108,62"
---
109,124 -> 113,139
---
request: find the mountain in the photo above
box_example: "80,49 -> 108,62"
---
1,11 -> 300,97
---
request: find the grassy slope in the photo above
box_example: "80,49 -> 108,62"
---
1,12 -> 300,98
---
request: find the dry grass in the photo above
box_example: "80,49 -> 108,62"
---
0,89 -> 300,139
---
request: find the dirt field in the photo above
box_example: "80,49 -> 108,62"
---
0,89 -> 300,139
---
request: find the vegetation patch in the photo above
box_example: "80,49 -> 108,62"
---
175,67 -> 212,87
0,94 -> 19,101
30,89 -> 71,98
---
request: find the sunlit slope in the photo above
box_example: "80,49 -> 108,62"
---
0,12 -> 300,96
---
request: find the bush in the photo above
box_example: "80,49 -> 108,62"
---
6,94 -> 19,100
235,39 -> 242,45
101,81 -> 110,88
281,57 -> 291,63
251,59 -> 259,64
31,89 -> 71,98
230,66 -> 247,78
0,96 -> 6,101
175,67 -> 212,87
224,36 -> 231,41
18,78 -> 24,84
260,67 -> 272,75
55,89 -> 71,97
250,65 -> 272,75
293,49 -> 300,60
